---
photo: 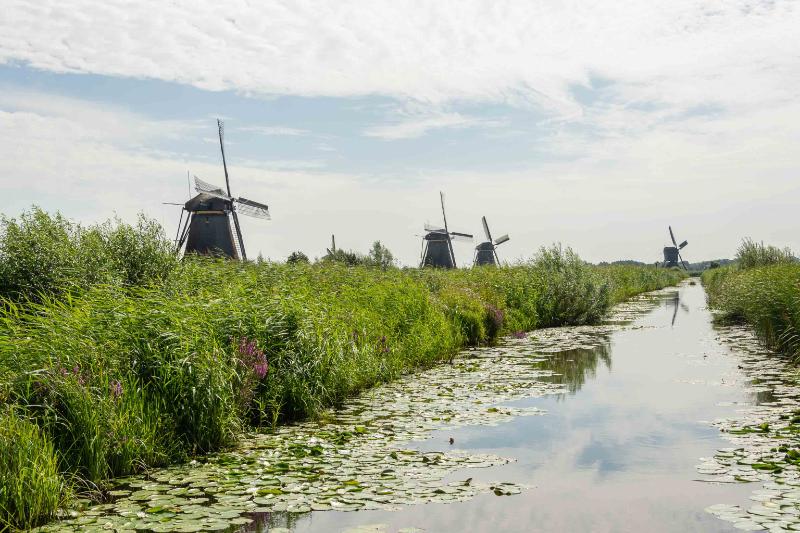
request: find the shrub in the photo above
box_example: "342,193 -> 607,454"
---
0,208 -> 176,301
287,251 -> 309,264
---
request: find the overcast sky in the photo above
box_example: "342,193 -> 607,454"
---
1,0 -> 798,266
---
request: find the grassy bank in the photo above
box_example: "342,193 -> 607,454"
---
0,209 -> 683,531
703,239 -> 800,359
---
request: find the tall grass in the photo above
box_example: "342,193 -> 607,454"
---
0,409 -> 64,532
703,239 -> 800,360
0,208 -> 684,530
735,238 -> 795,270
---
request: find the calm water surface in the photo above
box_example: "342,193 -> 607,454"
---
266,282 -> 762,532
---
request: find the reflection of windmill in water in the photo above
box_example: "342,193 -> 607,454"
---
662,226 -> 689,269
174,120 -> 271,259
473,216 -> 510,266
420,192 -> 473,268
666,291 -> 690,327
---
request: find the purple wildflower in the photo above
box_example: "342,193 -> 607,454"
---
252,361 -> 268,379
56,364 -> 87,386
377,335 -> 390,354
486,305 -> 505,328
110,380 -> 123,401
237,337 -> 269,380
512,331 -> 527,339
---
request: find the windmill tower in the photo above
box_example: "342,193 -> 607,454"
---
662,226 -> 688,269
420,192 -> 473,268
174,120 -> 271,259
474,216 -> 510,266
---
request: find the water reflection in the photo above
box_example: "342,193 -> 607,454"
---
241,511 -> 297,532
664,290 -> 689,327
535,340 -> 612,398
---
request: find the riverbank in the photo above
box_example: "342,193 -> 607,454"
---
0,247 -> 682,531
702,261 -> 800,360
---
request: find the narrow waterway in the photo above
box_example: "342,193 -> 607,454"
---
45,281 -> 800,533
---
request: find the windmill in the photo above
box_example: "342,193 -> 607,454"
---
326,235 -> 336,255
474,216 -> 510,266
662,226 -> 688,269
174,120 -> 270,259
420,192 -> 473,268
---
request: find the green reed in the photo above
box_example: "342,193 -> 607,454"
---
0,408 -> 65,532
703,262 -> 800,360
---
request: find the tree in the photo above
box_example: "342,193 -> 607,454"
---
287,251 -> 310,264
367,241 -> 395,269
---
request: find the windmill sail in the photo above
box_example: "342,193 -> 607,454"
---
236,197 -> 271,220
424,223 -> 446,232
194,176 -> 232,200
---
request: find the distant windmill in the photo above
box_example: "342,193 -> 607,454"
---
326,235 -> 337,255
474,216 -> 510,266
420,192 -> 473,268
662,226 -> 688,269
174,120 -> 270,259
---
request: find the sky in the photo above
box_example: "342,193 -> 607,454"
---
1,0 -> 799,266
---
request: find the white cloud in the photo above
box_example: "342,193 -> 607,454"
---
240,126 -> 310,136
364,111 -> 497,139
0,0 -> 797,116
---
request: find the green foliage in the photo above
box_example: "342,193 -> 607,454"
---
0,409 -> 64,531
320,248 -> 366,266
736,238 -> 795,270
0,207 -> 177,301
703,261 -> 800,360
0,216 -> 682,529
319,241 -> 396,269
367,240 -> 395,269
0,208 -> 79,301
287,251 -> 310,264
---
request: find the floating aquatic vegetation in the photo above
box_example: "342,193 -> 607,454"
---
33,292 -> 667,533
698,326 -> 800,531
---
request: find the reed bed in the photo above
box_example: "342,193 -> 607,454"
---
703,256 -> 800,360
0,209 -> 683,530
703,238 -> 800,361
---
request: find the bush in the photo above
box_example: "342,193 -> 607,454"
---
0,208 -> 177,301
287,251 -> 310,264
0,208 -> 79,300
